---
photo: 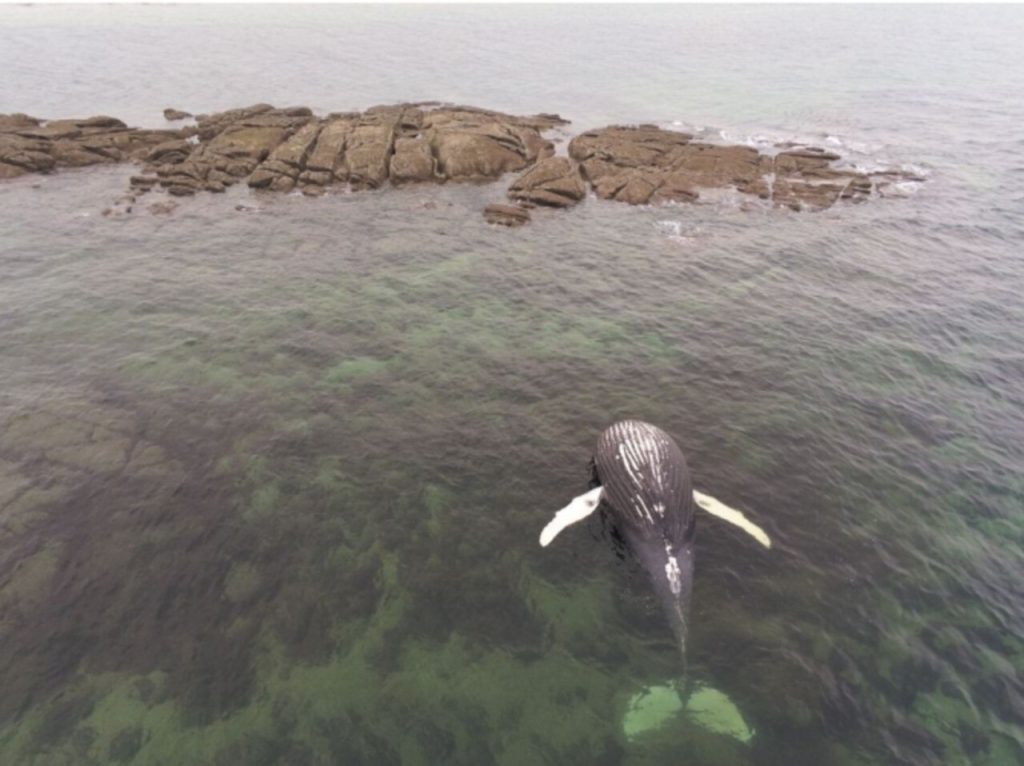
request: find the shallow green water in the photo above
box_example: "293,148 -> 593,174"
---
2,5 -> 1024,766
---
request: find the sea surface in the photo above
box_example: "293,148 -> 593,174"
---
1,5 -> 1022,766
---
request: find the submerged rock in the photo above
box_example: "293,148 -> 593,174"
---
149,199 -> 178,215
483,203 -> 531,227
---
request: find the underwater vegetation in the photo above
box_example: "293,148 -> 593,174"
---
0,171 -> 1021,765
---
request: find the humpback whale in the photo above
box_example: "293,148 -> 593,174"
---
540,420 -> 770,657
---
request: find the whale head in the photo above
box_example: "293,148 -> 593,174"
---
594,421 -> 698,657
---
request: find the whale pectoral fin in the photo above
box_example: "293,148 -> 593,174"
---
539,486 -> 604,547
693,490 -> 772,549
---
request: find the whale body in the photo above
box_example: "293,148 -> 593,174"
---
540,420 -> 770,657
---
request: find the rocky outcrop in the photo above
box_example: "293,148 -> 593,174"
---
507,156 -> 586,208
0,113 -> 176,180
247,120 -> 323,193
133,103 -> 563,197
1,104 -> 918,222
425,106 -> 556,180
568,125 -> 913,211
390,135 -> 437,185
155,106 -> 314,195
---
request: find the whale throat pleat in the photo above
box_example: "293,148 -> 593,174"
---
693,490 -> 771,549
595,420 -> 692,538
539,486 -> 604,547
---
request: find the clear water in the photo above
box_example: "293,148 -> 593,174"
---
1,6 -> 1022,765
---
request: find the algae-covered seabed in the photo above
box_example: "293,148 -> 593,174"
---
0,168 -> 1021,766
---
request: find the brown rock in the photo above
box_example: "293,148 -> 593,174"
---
194,104 -> 274,140
431,128 -> 527,180
389,136 -> 436,184
569,125 -> 692,171
484,203 -> 531,227
673,144 -> 765,189
1,112 -> 174,178
423,106 -> 555,181
19,116 -> 127,143
775,149 -> 845,179
772,179 -> 846,211
507,157 -> 586,208
304,117 -> 353,180
342,108 -> 402,189
49,141 -> 114,167
441,133 -> 517,177
130,176 -> 157,192
613,173 -> 660,205
248,121 -> 322,190
166,106 -> 312,192
0,162 -> 28,179
109,129 -> 181,161
591,172 -> 628,200
297,169 -> 332,187
207,126 -> 289,165
0,136 -> 57,172
649,171 -> 699,204
0,103 -> 570,202
166,184 -> 197,197
146,139 -> 192,165
840,176 -> 873,202
149,199 -> 178,215
75,116 -> 127,130
569,124 -> 892,212
0,113 -> 41,131
0,104 -> 915,217
163,108 -> 192,121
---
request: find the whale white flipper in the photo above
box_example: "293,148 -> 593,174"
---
693,490 -> 771,549
539,486 -> 604,547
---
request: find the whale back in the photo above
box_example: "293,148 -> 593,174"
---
594,420 -> 694,541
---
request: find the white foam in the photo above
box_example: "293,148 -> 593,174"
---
655,219 -> 703,245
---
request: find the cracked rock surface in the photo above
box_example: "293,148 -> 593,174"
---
151,103 -> 564,196
1,103 -> 565,197
2,103 -> 919,220
507,157 -> 587,208
568,124 -> 918,210
0,113 -> 178,180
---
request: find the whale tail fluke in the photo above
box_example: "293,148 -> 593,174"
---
692,490 -> 771,548
539,486 -> 604,547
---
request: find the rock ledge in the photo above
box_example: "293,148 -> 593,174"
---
1,104 -> 920,223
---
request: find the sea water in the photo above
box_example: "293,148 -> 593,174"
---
1,6 -> 1022,765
